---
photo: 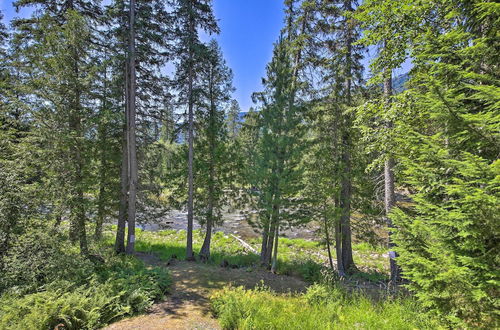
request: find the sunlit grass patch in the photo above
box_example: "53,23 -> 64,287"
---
210,284 -> 443,330
103,225 -> 390,283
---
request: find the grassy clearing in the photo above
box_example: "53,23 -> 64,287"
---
210,284 -> 443,330
103,226 -> 389,283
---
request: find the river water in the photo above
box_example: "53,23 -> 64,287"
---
137,209 -> 319,240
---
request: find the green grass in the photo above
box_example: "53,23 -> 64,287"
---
104,226 -> 389,284
104,227 -> 261,267
210,284 -> 443,330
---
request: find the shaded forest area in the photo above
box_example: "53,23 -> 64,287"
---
0,0 -> 498,329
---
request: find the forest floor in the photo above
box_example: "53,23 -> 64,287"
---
104,252 -> 308,330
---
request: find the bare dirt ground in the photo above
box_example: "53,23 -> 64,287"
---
104,253 -> 308,330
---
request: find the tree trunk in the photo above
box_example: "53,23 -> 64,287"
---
95,68 -> 108,240
200,89 -> 216,261
339,124 -> 355,272
260,218 -> 269,264
270,224 -> 279,273
383,69 -> 401,283
324,213 -> 334,271
126,0 -> 137,255
265,220 -> 275,268
338,0 -> 355,273
115,127 -> 128,254
199,213 -> 212,261
68,22 -> 88,255
334,197 -> 345,276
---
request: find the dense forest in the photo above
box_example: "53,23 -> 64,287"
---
0,0 -> 498,329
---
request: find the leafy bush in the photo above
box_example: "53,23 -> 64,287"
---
211,285 -> 442,329
0,230 -> 171,329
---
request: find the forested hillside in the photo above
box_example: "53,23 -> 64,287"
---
0,0 -> 498,329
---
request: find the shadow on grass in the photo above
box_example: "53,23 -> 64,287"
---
103,226 -> 388,285
135,241 -> 260,267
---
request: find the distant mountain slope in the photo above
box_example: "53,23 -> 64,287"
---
393,72 -> 409,93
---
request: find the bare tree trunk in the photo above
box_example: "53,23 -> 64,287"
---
338,0 -> 355,273
260,218 -> 269,264
339,98 -> 355,272
334,197 -> 345,276
200,91 -> 216,261
383,69 -> 401,283
95,65 -> 108,240
68,17 -> 88,254
270,224 -> 279,273
265,217 -> 276,268
186,5 -> 195,261
125,0 -> 137,255
324,213 -> 335,271
199,214 -> 212,261
115,127 -> 128,254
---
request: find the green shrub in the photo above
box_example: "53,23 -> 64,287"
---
393,156 -> 500,328
0,256 -> 170,329
0,230 -> 94,294
0,230 -> 171,329
210,285 -> 442,329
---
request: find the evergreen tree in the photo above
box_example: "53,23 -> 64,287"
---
12,0 -> 103,255
308,0 -> 364,274
169,0 -> 218,260
357,0 -> 499,326
92,48 -> 122,240
355,0 -> 415,283
107,0 -> 171,253
226,99 -> 241,139
393,2 -> 499,326
196,39 -> 234,260
252,36 -> 307,271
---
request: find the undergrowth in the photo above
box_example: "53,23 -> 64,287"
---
210,284 -> 443,329
106,226 -> 388,284
0,230 -> 171,330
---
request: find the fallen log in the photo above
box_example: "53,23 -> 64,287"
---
230,234 -> 258,254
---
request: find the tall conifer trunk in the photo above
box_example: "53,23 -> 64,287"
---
67,0 -> 88,255
338,0 -> 355,273
115,126 -> 128,253
126,0 -> 137,254
260,217 -> 269,264
323,212 -> 335,271
199,79 -> 216,260
186,1 -> 195,261
270,224 -> 279,273
383,69 -> 400,283
95,63 -> 108,240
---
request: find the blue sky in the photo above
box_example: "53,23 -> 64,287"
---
0,0 -> 284,112
211,0 -> 284,111
1,1 -> 409,111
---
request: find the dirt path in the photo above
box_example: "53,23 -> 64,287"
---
105,253 -> 308,330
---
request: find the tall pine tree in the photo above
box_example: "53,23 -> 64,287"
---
170,0 -> 218,260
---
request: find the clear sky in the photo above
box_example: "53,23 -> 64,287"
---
0,1 -> 409,111
210,0 -> 284,111
0,0 -> 284,112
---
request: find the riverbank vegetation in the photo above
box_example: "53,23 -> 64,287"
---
210,285 -> 442,330
0,230 -> 170,329
1,0 -> 498,329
